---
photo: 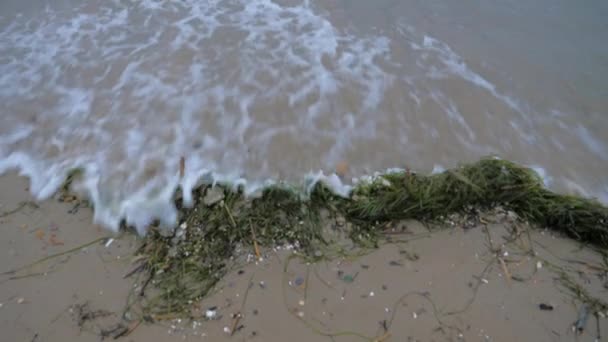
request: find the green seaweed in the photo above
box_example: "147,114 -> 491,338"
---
129,158 -> 608,319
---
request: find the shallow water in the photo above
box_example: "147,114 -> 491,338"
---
1,0 -> 607,232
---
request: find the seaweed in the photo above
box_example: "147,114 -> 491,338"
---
126,158 -> 608,319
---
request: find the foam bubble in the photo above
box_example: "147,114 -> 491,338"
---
0,0 -> 606,234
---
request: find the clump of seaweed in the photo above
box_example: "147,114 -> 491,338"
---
127,158 -> 608,320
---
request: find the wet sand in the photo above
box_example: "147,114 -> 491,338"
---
1,172 -> 607,342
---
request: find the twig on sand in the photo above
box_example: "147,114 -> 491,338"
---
373,332 -> 391,342
1,237 -> 107,276
387,290 -> 462,337
498,257 -> 512,286
229,312 -> 242,337
123,262 -> 146,279
0,201 -> 38,218
484,223 -> 513,286
112,320 -> 141,339
249,219 -> 261,260
230,272 -> 256,336
313,267 -> 335,290
446,259 -> 495,316
3,272 -> 46,283
138,270 -> 154,297
304,265 -> 311,301
281,254 -> 373,341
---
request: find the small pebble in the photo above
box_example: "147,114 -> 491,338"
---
294,277 -> 304,286
481,278 -> 489,284
223,327 -> 231,334
413,312 -> 418,319
536,261 -> 543,270
16,298 -> 24,304
297,311 -> 304,318
298,300 -> 305,306
369,291 -> 375,297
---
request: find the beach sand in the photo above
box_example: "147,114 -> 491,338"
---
1,172 -> 606,342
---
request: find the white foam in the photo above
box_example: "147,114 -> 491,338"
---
431,165 -> 445,175
528,165 -> 552,187
575,125 -> 607,160
0,0 -> 606,234
415,32 -> 526,115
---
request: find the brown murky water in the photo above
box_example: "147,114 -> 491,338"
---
1,0 -> 607,231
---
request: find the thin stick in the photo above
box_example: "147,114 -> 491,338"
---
0,201 -> 38,218
113,320 -> 141,339
223,202 -> 237,228
304,265 -> 311,301
123,262 -> 146,279
498,257 -> 512,286
446,259 -> 495,316
1,237 -> 107,276
230,313 -> 242,337
249,220 -> 261,259
281,254 -> 373,341
231,272 -> 255,336
373,332 -> 391,342
179,156 -> 185,179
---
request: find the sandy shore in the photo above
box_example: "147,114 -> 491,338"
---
1,172 -> 607,342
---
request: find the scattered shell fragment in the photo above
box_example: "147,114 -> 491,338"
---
298,300 -> 305,306
481,278 -> 489,284
205,309 -> 217,319
16,298 -> 25,304
223,326 -> 231,334
536,261 -> 543,270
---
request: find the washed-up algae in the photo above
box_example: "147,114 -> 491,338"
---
126,158 -> 608,320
